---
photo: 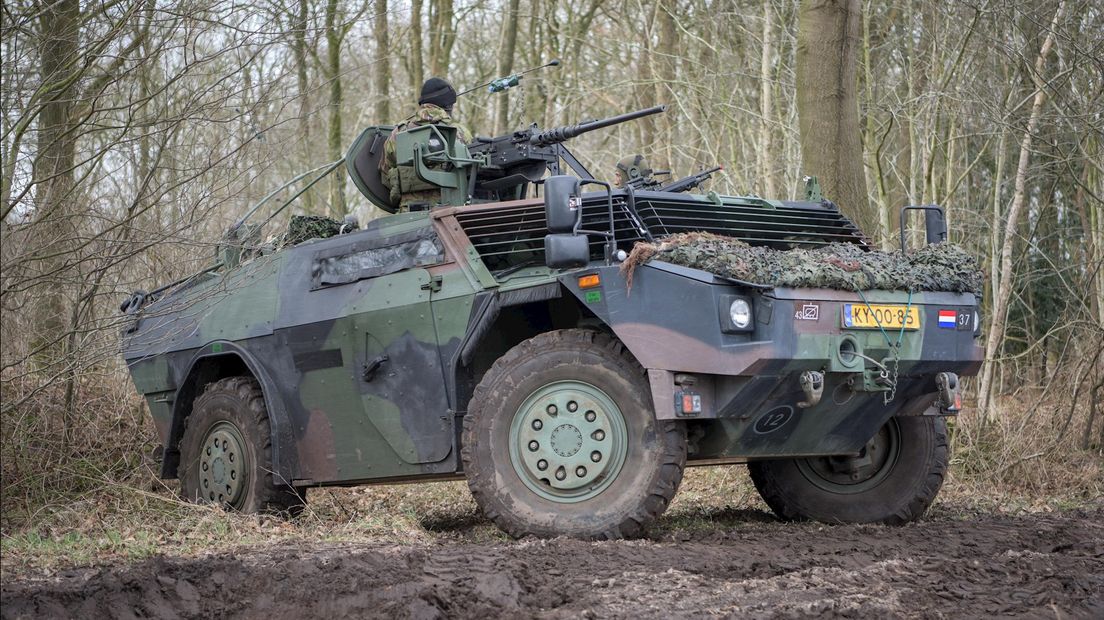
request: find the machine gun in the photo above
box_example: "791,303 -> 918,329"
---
659,165 -> 722,193
467,105 -> 667,201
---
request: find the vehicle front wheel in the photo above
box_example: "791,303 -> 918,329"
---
748,416 -> 948,525
462,329 -> 686,539
179,376 -> 305,515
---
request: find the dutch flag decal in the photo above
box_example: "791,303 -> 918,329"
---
938,310 -> 956,329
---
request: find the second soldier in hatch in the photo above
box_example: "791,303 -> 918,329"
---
380,77 -> 472,211
613,154 -> 654,189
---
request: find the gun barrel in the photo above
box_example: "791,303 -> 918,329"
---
529,105 -> 667,146
660,165 -> 722,193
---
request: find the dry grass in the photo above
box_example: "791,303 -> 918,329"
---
947,390 -> 1103,503
2,371 -> 1101,580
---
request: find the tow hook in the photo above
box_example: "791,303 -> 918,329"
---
936,372 -> 961,412
797,370 -> 824,408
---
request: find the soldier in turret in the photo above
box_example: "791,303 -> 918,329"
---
379,77 -> 472,211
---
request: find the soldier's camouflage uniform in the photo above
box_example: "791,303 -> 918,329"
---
379,104 -> 472,212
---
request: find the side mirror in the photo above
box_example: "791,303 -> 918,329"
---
544,234 -> 590,269
898,205 -> 947,252
545,175 -> 582,233
924,208 -> 947,245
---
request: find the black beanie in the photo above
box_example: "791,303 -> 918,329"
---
419,77 -> 457,111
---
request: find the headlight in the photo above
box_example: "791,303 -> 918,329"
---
730,299 -> 752,329
719,294 -> 754,333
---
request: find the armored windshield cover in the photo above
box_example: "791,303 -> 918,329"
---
312,228 -> 444,288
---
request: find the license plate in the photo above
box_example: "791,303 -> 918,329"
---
843,304 -> 920,330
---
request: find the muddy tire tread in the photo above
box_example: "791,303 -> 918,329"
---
748,416 -> 948,525
462,329 -> 685,539
180,376 -> 305,515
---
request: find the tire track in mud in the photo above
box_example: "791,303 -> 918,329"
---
3,509 -> 1102,619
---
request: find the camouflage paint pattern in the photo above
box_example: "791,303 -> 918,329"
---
122,188 -> 983,490
557,261 -> 982,460
123,211 -> 475,485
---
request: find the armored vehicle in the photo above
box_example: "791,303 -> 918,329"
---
121,104 -> 982,538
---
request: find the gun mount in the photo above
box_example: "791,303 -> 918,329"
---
467,105 -> 666,201
346,105 -> 667,212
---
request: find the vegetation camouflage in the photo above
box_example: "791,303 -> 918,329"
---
624,232 -> 984,295
284,215 -> 345,246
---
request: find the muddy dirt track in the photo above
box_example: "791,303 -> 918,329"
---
3,508 -> 1102,619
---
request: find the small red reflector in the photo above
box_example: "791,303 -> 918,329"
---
680,393 -> 702,414
578,274 -> 601,289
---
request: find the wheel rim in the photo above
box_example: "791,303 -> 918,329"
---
796,419 -> 901,494
508,380 -> 628,503
199,421 -> 248,507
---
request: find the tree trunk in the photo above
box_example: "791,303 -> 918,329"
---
795,0 -> 871,230
492,0 -> 521,135
374,0 -> 392,122
409,0 -> 425,93
427,0 -> 456,77
977,0 -> 1065,420
653,2 -> 677,173
32,0 -> 81,443
634,6 -> 657,150
523,6 -> 546,124
325,0 -> 346,218
757,3 -> 777,198
1073,139 -> 1102,326
33,0 -> 80,226
293,0 -> 314,213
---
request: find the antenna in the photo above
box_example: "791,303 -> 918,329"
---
457,59 -> 561,97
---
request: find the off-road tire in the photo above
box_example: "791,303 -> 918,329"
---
179,376 -> 305,515
748,416 -> 948,525
462,329 -> 686,539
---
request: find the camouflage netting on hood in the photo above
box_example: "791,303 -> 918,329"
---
285,215 -> 345,246
622,232 -> 984,294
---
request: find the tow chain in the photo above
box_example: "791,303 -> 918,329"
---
856,289 -> 914,405
886,351 -> 900,404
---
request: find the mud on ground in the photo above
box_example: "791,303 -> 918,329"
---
3,508 -> 1101,619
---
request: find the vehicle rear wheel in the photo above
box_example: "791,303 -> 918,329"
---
179,376 -> 305,515
748,416 -> 948,525
463,329 -> 686,539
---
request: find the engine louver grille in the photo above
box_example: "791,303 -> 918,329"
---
453,193 -> 868,273
634,195 -> 869,248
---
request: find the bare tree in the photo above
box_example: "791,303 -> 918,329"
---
492,0 -> 521,135
757,2 -> 778,199
978,1 -> 1067,420
795,0 -> 870,229
374,0 -> 392,122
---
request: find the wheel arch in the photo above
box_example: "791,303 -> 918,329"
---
164,341 -> 297,481
449,283 -> 611,418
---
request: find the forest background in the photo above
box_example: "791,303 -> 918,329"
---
1,0 -> 1101,567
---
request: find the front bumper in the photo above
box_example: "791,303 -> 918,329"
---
561,262 -> 983,458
